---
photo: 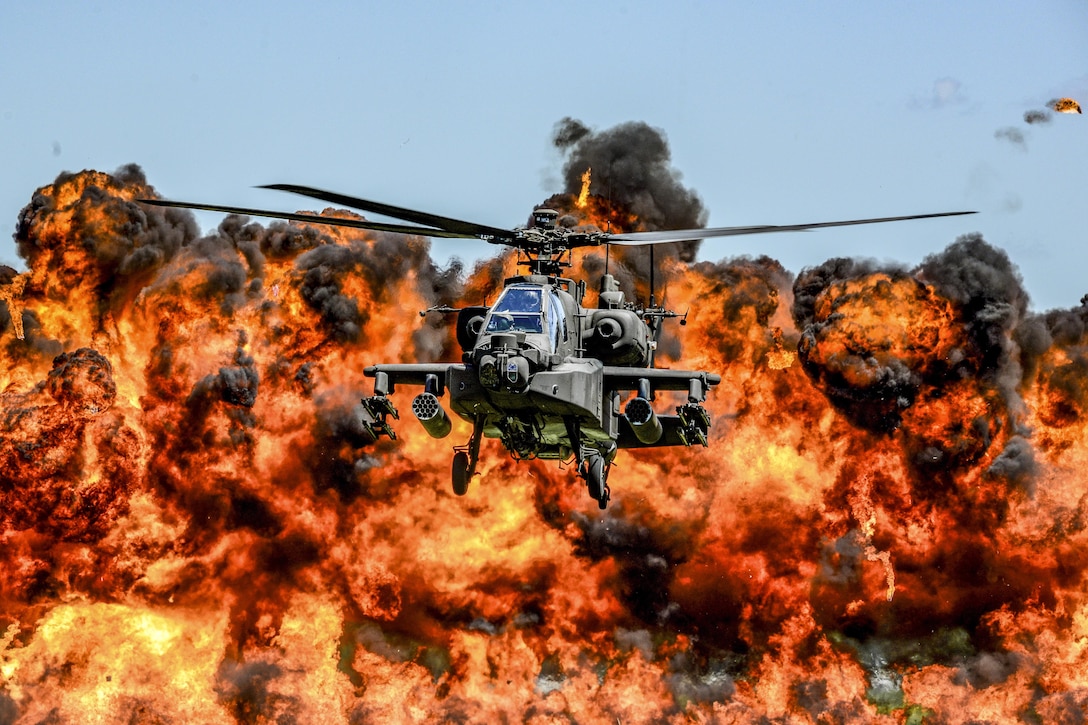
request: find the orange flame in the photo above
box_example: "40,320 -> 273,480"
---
1051,97 -> 1082,114
765,327 -> 797,370
2,167 -> 1088,721
0,272 -> 27,339
576,168 -> 591,209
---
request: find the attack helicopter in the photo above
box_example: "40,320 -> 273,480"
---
142,184 -> 974,508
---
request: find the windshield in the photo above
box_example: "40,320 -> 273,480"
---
547,289 -> 565,347
485,286 -> 544,334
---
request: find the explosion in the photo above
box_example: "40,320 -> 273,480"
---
1051,97 -> 1082,114
2,149 -> 1088,723
997,95 -> 1082,149
0,268 -> 26,340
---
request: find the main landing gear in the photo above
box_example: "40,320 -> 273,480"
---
565,416 -> 612,509
452,415 -> 484,496
581,451 -> 611,510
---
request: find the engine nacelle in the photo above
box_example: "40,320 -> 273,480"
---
456,305 -> 489,352
412,392 -> 452,439
624,396 -> 663,444
583,309 -> 652,367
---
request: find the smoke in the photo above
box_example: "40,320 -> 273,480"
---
910,77 -> 967,110
994,126 -> 1027,149
791,234 -> 1048,539
1030,297 -> 1088,429
793,258 -> 930,432
1024,109 -> 1052,125
916,234 -> 1031,393
4,155 -> 1088,721
551,117 -> 707,270
296,244 -> 368,342
14,164 -> 196,306
995,95 -> 1081,149
795,235 -> 1032,423
985,434 -> 1037,494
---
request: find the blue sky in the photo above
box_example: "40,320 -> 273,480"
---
1,1 -> 1084,309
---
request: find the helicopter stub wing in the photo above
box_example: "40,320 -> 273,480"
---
603,367 -> 718,449
356,363 -> 468,442
602,366 -> 722,394
362,363 -> 462,393
603,210 -> 977,245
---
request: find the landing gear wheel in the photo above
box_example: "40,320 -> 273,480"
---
585,454 -> 606,503
451,415 -> 483,496
452,451 -> 470,496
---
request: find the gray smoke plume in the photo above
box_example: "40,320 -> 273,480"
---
995,100 -> 1070,149
1024,109 -> 1052,125
995,127 -> 1027,149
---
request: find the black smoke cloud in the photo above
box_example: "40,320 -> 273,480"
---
1024,109 -> 1052,125
552,118 -> 707,264
15,164 -> 196,295
793,235 -> 1033,434
916,233 -> 1030,395
790,236 -> 1047,516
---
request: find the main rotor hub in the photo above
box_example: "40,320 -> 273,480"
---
512,225 -> 599,275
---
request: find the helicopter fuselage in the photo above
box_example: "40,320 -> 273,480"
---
360,273 -> 719,505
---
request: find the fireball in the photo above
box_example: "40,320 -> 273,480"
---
1051,97 -> 1082,114
1,162 -> 1087,722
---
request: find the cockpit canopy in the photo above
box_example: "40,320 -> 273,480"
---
485,285 -> 544,334
482,283 -> 567,353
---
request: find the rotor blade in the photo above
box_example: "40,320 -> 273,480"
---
605,210 -> 978,245
138,199 -> 478,238
259,183 -> 515,240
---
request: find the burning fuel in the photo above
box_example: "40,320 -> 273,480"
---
576,168 -> 592,209
1051,97 -> 1082,114
0,268 -> 27,340
2,159 -> 1088,723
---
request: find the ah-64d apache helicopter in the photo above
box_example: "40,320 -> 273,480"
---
143,185 -> 974,508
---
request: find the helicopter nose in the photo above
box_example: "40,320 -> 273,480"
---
477,352 -> 530,392
505,356 -> 529,388
479,355 -> 500,389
